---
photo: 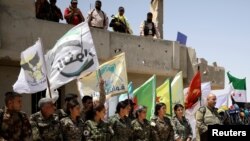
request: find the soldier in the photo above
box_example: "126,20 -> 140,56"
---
30,97 -> 62,141
139,12 -> 160,39
172,104 -> 192,141
60,99 -> 84,141
123,99 -> 136,121
0,92 -> 31,141
56,93 -> 78,120
151,102 -> 174,141
81,79 -> 106,122
83,104 -> 113,141
131,105 -> 152,141
108,101 -> 133,141
195,93 -> 222,141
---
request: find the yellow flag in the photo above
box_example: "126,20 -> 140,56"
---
156,79 -> 171,116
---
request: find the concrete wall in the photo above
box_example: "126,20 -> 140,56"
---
0,0 -> 225,114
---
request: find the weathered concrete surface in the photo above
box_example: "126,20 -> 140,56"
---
0,0 -> 225,114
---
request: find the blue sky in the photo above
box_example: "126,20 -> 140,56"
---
57,0 -> 250,101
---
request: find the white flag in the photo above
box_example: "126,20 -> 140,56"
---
46,22 -> 99,90
13,39 -> 47,93
184,82 -> 211,140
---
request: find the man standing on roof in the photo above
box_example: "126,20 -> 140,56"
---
87,0 -> 109,29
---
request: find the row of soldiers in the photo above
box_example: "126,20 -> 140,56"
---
35,0 -> 160,38
1,81 -> 224,141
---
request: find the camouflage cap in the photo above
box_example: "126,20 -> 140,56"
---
135,105 -> 147,113
38,98 -> 54,108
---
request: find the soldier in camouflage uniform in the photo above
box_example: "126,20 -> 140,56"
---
0,92 -> 31,141
30,97 -> 62,141
172,104 -> 192,141
123,99 -> 136,122
196,94 -> 222,141
56,93 -> 78,120
131,106 -> 152,141
151,103 -> 174,141
81,79 -> 106,122
83,104 -> 113,141
60,98 -> 85,141
108,101 -> 133,141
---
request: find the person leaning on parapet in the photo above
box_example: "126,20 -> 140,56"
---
0,92 -> 31,141
35,0 -> 50,20
30,97 -> 63,141
109,6 -> 133,34
56,93 -> 78,120
87,0 -> 109,29
195,93 -> 222,141
140,12 -> 160,39
47,0 -> 63,22
64,0 -> 85,25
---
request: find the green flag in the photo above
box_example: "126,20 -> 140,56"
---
133,75 -> 156,120
227,72 -> 247,102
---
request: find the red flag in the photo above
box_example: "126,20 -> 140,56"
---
185,71 -> 201,109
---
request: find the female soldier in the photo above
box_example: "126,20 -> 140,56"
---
131,105 -> 152,141
83,104 -> 113,141
108,101 -> 132,141
60,99 -> 84,141
151,102 -> 174,141
172,104 -> 192,141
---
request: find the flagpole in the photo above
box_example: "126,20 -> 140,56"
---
198,65 -> 201,106
39,38 -> 52,98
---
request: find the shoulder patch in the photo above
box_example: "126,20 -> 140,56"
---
198,106 -> 206,113
150,121 -> 156,127
83,130 -> 90,136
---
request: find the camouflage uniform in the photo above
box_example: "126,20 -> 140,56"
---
0,107 -> 31,141
171,116 -> 192,141
150,116 -> 174,141
108,114 -> 133,141
60,117 -> 85,141
30,111 -> 62,141
131,119 -> 152,141
195,106 -> 222,141
83,120 -> 113,141
56,109 -> 68,120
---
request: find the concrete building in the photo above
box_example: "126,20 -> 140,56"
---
0,0 -> 225,115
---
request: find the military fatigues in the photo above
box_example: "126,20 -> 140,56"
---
60,117 -> 85,141
0,107 -> 31,141
56,109 -> 68,120
30,111 -> 62,141
108,114 -> 133,141
150,116 -> 174,141
131,119 -> 152,141
196,106 -> 222,141
171,116 -> 192,141
83,120 -> 113,141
